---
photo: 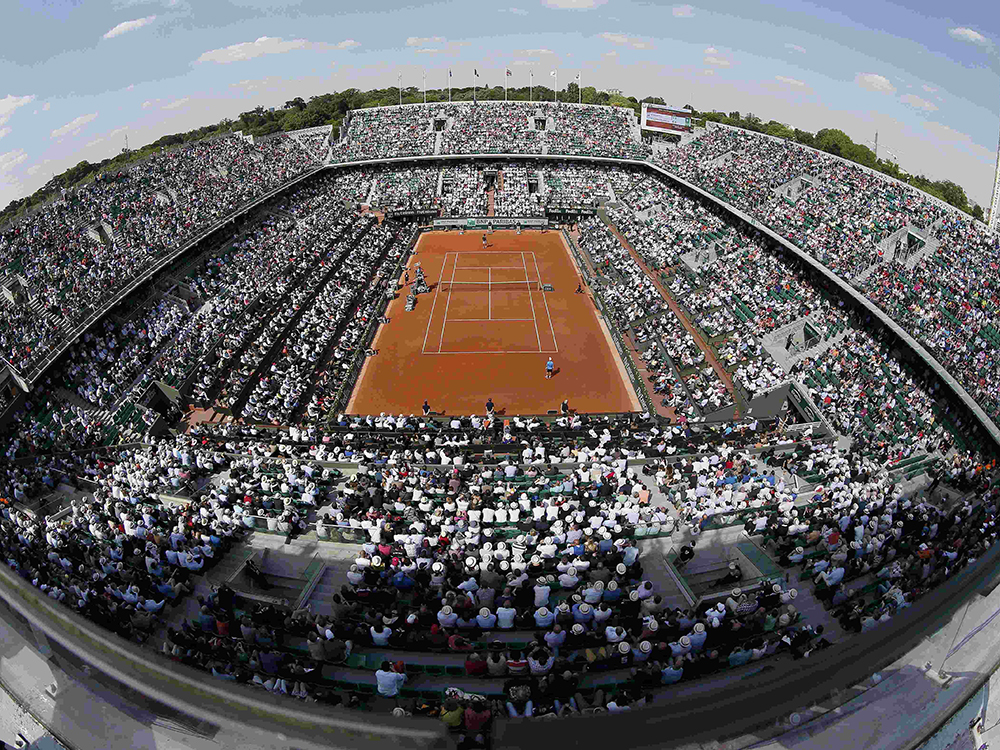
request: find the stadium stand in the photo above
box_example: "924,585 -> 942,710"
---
0,105 -> 998,743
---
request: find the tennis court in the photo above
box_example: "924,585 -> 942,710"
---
346,229 -> 641,416
421,251 -> 558,354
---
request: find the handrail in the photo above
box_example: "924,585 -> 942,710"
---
0,556 -> 444,750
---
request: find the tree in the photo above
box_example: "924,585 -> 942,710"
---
936,180 -> 969,213
765,121 -> 794,140
728,111 -> 741,121
793,128 -> 815,147
815,128 -> 853,158
284,97 -> 306,111
973,204 -> 984,221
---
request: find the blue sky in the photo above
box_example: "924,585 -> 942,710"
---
1,0 -> 998,209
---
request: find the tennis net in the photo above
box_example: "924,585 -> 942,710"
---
438,280 -> 541,292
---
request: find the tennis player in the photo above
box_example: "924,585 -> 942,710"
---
545,358 -> 554,379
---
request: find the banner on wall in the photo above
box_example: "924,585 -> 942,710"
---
433,217 -> 549,229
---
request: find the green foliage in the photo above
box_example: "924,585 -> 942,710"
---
973,204 -> 984,222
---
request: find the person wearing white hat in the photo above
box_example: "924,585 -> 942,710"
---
634,640 -> 653,663
688,621 -> 708,652
572,601 -> 594,625
437,605 -> 458,628
669,635 -> 692,657
476,607 -> 497,629
534,605 -> 555,628
558,566 -> 579,589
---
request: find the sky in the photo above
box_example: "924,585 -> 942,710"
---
1,0 -> 998,210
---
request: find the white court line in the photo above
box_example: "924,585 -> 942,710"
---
448,318 -> 535,322
453,266 -> 526,270
521,251 -> 542,352
488,267 -> 491,321
424,350 -> 560,355
420,252 -> 450,354
531,252 -> 559,353
437,253 -> 459,353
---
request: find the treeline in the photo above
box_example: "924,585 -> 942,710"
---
1,85 -> 981,226
697,110 -> 982,219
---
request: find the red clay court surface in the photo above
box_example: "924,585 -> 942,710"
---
346,229 -> 641,416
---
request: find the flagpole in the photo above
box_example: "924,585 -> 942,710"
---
578,72 -> 582,104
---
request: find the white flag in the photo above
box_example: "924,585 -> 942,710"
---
550,70 -> 556,77
575,73 -> 580,80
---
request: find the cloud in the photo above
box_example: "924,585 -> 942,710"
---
196,36 -> 326,64
949,27 -> 989,46
502,6 -> 529,14
0,128 -> 10,141
414,48 -> 443,54
103,15 -> 156,39
163,96 -> 190,109
922,84 -> 937,93
785,43 -> 806,53
518,48 -> 554,55
406,36 -> 445,46
42,102 -> 51,111
336,39 -> 359,49
509,60 -> 533,66
0,149 -> 28,177
86,137 -> 105,148
600,32 -> 649,49
109,126 -> 129,138
0,94 -> 36,127
26,164 -> 43,177
702,69 -> 714,75
604,50 -> 618,57
704,46 -> 717,54
142,99 -> 158,108
900,93 -> 938,111
673,4 -> 694,17
855,72 -> 895,94
776,75 -> 805,87
50,112 -> 98,138
231,77 -> 281,92
542,0 -> 607,8
923,121 -> 996,164
704,55 -> 731,67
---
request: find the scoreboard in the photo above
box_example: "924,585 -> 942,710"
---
641,103 -> 694,134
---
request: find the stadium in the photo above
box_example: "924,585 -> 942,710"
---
1,10 -> 1000,750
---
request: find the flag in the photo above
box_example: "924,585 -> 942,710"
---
575,73 -> 580,80
506,69 -> 512,77
449,70 -> 452,77
474,68 -> 479,77
550,70 -> 556,77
